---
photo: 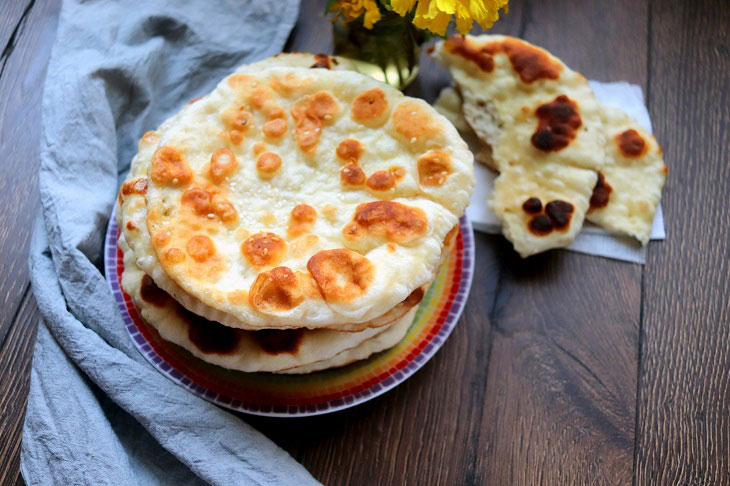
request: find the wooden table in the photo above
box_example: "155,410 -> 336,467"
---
1,0 -> 728,484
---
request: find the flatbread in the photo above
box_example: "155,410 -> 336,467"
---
433,82 -> 598,256
433,36 -> 666,250
431,35 -> 604,255
585,106 -> 666,244
432,34 -> 606,173
119,54 -> 442,331
489,160 -> 597,257
120,233 -> 416,373
282,312 -> 413,374
141,65 -> 473,328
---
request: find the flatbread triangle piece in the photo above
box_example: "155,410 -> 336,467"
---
586,106 -> 667,244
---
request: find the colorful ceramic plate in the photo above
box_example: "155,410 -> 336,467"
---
105,210 -> 474,416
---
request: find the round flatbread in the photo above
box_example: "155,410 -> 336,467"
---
139,65 -> 473,329
120,233 -> 416,373
282,313 -> 413,374
119,133 -> 431,332
119,54 -> 434,331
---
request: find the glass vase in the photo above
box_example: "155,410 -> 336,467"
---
332,11 -> 425,91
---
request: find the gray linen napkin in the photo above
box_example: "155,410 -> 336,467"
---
23,0 -> 320,484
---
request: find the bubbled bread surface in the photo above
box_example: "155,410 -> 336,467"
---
142,66 -> 473,328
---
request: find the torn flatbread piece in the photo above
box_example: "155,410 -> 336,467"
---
432,34 -> 606,173
432,34 -> 606,255
433,35 -> 668,254
489,160 -> 597,257
586,107 -> 667,244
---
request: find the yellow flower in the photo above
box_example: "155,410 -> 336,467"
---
331,0 -> 382,29
392,0 -> 508,36
390,0 -> 417,14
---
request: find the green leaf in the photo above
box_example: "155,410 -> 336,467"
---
324,0 -> 338,14
379,0 -> 394,11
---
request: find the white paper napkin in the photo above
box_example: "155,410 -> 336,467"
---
466,81 -> 665,264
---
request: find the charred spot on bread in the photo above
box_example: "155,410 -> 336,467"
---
531,95 -> 582,152
589,172 -> 612,210
615,129 -> 647,158
343,201 -> 428,243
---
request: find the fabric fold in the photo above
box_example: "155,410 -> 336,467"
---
23,1 -> 319,484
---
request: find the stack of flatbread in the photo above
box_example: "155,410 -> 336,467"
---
431,35 -> 667,257
116,53 -> 474,374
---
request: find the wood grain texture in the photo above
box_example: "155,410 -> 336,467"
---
519,0 -> 649,85
479,243 -> 641,485
1,0 -> 729,485
0,0 -> 33,67
0,0 -> 59,346
636,0 -> 730,484
0,0 -> 60,484
285,0 -> 333,54
473,0 -> 647,484
0,291 -> 41,486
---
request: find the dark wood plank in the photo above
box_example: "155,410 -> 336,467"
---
0,0 -> 60,483
285,0 -> 333,54
479,244 -> 641,484
0,290 -> 41,486
636,0 -> 730,484
0,0 -> 33,63
519,0 -> 649,84
475,0 -> 648,484
0,0 -> 59,345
